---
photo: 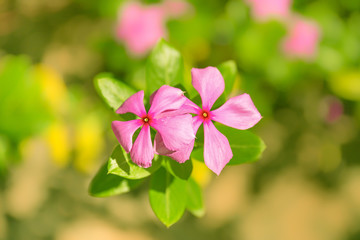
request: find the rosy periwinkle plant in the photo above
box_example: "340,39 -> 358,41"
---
112,85 -> 195,167
116,0 -> 191,57
282,17 -> 320,60
156,67 -> 262,175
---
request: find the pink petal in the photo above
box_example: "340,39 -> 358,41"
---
116,90 -> 147,117
211,93 -> 262,130
191,67 -> 225,110
130,124 -> 154,168
116,2 -> 167,56
148,85 -> 186,117
154,116 -> 202,163
203,121 -> 233,175
151,114 -> 195,151
111,120 -> 143,152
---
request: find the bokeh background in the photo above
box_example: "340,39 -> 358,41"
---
1,0 -> 360,239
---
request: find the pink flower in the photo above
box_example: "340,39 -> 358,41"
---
156,67 -> 262,175
116,2 -> 166,57
282,17 -> 320,60
116,0 -> 191,57
247,0 -> 291,22
112,85 -> 195,167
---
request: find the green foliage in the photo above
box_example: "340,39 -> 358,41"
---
186,177 -> 205,217
149,167 -> 187,227
191,125 -> 266,165
164,157 -> 193,180
217,60 -> 237,97
89,163 -> 143,197
146,39 -> 184,95
94,73 -> 136,111
108,145 -> 162,179
0,56 -> 52,141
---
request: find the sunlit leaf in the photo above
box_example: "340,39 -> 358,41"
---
186,177 -> 205,217
94,73 -> 136,111
191,125 -> 265,165
89,163 -> 144,197
149,167 -> 187,227
108,145 -> 162,179
146,39 -> 184,95
217,60 -> 237,97
164,157 -> 193,180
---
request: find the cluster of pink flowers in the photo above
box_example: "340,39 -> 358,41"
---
112,67 -> 262,175
116,0 -> 191,57
246,0 -> 321,60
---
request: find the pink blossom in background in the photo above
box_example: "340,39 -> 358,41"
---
112,86 -> 195,167
282,17 -> 321,60
247,0 -> 291,22
116,0 -> 191,57
156,67 -> 262,175
116,2 -> 166,57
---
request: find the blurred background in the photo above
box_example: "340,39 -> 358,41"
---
1,0 -> 360,239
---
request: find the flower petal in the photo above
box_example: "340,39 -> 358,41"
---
154,116 -> 202,163
203,121 -> 232,175
116,90 -> 146,117
151,114 -> 195,151
191,67 -> 225,110
130,124 -> 154,168
148,85 -> 186,117
111,120 -> 142,152
211,93 -> 262,130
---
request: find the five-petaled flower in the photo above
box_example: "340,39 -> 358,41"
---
157,67 -> 262,175
112,85 -> 195,167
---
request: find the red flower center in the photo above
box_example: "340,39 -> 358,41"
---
200,110 -> 211,121
142,115 -> 151,125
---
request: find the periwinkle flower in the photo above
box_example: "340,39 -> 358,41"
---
157,67 -> 262,175
112,85 -> 195,167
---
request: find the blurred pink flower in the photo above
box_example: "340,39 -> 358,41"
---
247,0 -> 291,22
156,67 -> 262,175
282,17 -> 320,60
112,86 -> 195,167
116,2 -> 166,57
116,0 -> 191,57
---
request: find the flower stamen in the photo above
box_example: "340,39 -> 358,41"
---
143,117 -> 149,123
202,112 -> 208,118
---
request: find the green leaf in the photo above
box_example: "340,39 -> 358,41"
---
164,157 -> 193,180
218,125 -> 266,165
149,167 -> 187,227
89,163 -> 143,197
108,145 -> 162,179
217,60 -> 237,97
186,177 -> 205,217
94,73 -> 136,111
191,125 -> 266,165
146,39 -> 184,95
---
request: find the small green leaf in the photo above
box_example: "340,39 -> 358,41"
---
186,177 -> 205,217
89,163 -> 143,197
149,167 -> 187,227
191,125 -> 265,165
190,147 -> 204,163
108,145 -> 162,179
146,39 -> 184,95
218,124 -> 266,165
94,73 -> 136,111
217,60 -> 237,97
164,157 -> 193,180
